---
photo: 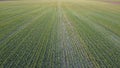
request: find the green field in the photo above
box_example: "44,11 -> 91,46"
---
0,0 -> 120,68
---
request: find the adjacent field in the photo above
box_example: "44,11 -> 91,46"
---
0,0 -> 120,68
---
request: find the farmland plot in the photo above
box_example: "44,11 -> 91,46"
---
0,0 -> 120,68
